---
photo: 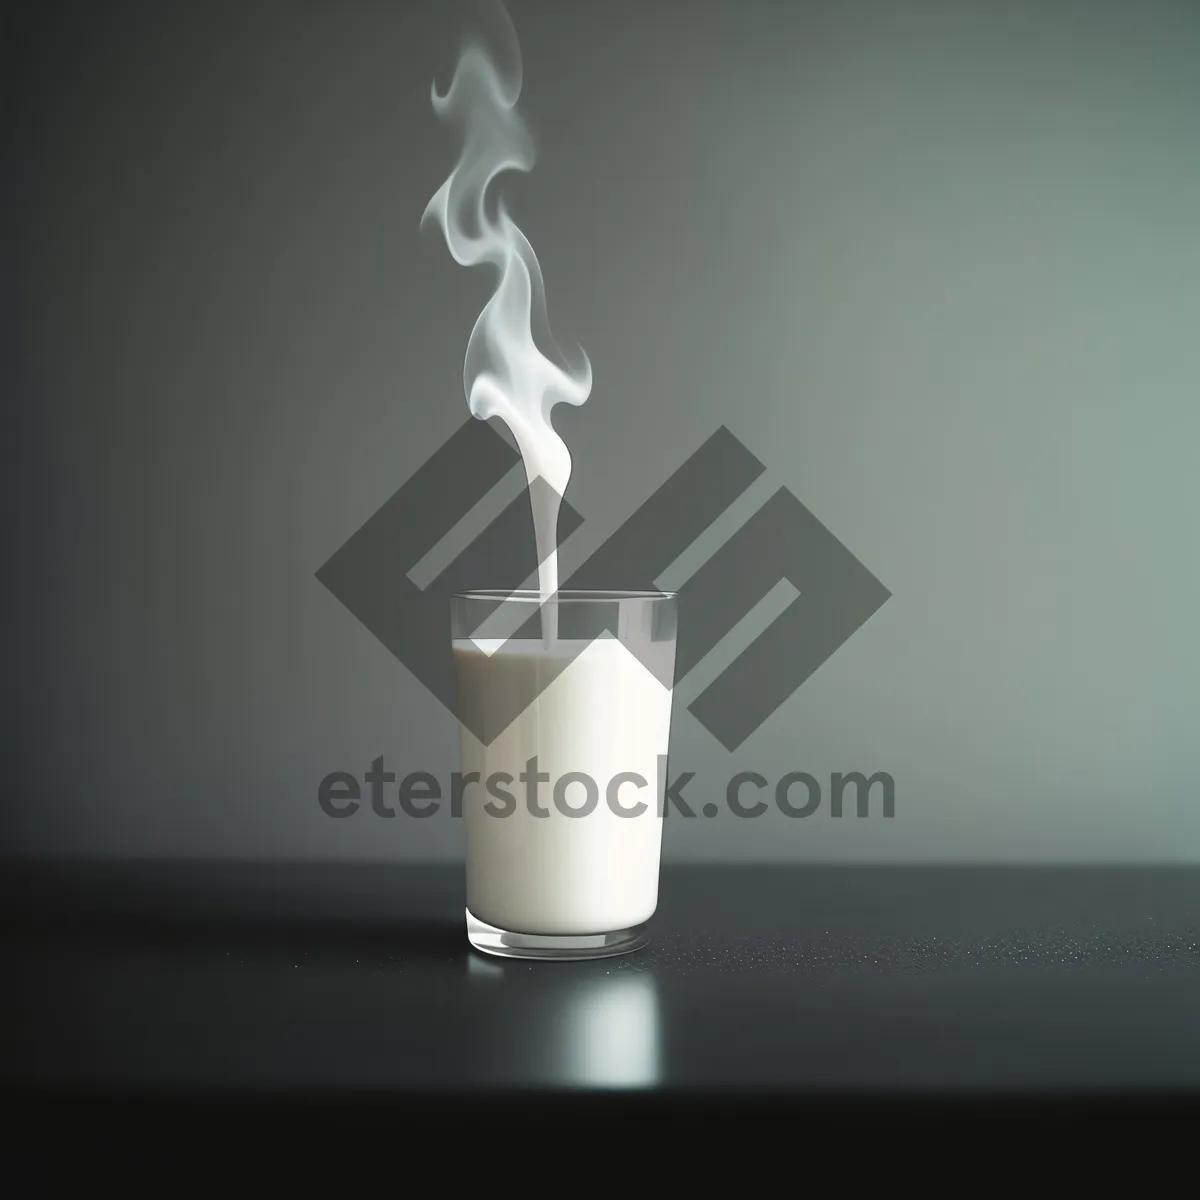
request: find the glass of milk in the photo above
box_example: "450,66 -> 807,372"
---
451,590 -> 678,960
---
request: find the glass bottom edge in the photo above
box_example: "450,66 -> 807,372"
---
465,907 -> 649,961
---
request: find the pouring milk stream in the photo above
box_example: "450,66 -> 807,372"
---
421,15 -> 591,626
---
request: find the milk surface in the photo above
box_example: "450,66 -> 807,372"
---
454,637 -> 673,934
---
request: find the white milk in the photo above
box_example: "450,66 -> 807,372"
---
454,637 -> 673,935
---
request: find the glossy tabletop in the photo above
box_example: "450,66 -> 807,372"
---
3,861 -> 1199,1100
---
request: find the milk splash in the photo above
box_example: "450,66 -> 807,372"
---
422,4 -> 591,612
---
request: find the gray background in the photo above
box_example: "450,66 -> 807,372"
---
6,0 -> 1199,862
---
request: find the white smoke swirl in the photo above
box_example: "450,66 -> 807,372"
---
422,7 -> 591,599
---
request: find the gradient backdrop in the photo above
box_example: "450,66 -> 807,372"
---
6,0 -> 1199,861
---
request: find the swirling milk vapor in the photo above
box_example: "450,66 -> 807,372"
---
425,11 -> 672,936
421,14 -> 590,602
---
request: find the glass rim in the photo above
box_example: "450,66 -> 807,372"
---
452,588 -> 676,603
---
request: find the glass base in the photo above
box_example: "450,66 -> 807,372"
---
465,907 -> 649,961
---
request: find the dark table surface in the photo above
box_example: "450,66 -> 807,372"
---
3,860 -> 1199,1102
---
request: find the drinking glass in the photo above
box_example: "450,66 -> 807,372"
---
451,590 -> 678,960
